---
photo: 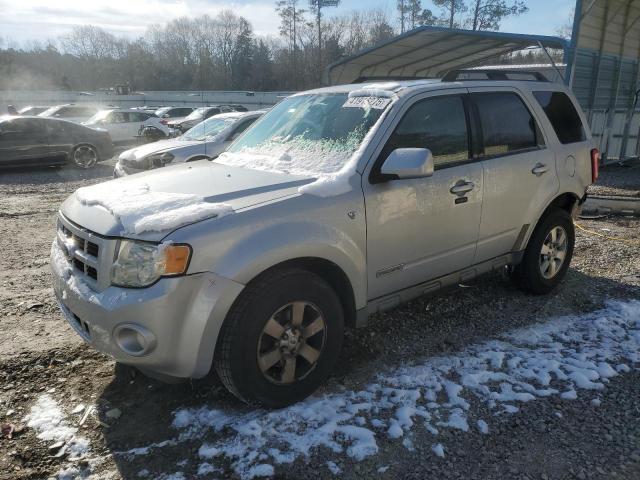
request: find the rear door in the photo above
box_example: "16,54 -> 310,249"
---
468,88 -> 559,263
531,90 -> 593,188
363,90 -> 484,300
108,112 -> 134,142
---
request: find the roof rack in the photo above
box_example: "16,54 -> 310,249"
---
351,76 -> 431,84
442,69 -> 549,82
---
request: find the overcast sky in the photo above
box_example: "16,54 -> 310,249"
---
0,0 -> 576,47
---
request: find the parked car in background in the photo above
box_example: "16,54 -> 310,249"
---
0,116 -> 113,168
18,106 -> 48,116
225,104 -> 248,112
114,110 -> 265,177
38,104 -> 101,123
83,109 -> 171,145
168,105 -> 247,132
154,106 -> 195,126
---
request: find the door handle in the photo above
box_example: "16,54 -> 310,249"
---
532,163 -> 549,176
450,181 -> 475,195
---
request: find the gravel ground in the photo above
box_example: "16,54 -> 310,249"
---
587,158 -> 640,198
0,161 -> 639,480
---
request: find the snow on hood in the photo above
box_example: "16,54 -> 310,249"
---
74,182 -> 233,235
119,138 -> 201,161
63,162 -> 312,239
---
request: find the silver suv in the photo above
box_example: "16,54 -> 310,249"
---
51,71 -> 597,407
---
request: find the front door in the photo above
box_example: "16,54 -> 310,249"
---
363,91 -> 484,300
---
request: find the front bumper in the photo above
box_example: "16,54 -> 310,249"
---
51,241 -> 244,378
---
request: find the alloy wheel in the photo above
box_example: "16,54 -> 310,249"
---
539,226 -> 568,279
257,301 -> 327,385
73,146 -> 97,168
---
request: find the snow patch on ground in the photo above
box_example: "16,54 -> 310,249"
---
24,394 -> 90,461
75,183 -> 233,234
134,300 -> 640,479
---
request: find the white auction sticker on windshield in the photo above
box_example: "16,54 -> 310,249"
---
343,96 -> 391,109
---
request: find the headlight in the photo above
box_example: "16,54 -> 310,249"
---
147,152 -> 174,169
111,240 -> 191,288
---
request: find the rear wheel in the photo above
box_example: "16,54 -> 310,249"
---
70,144 -> 98,169
510,208 -> 575,294
214,268 -> 344,407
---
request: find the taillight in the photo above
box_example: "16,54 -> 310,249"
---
160,119 -> 168,125
590,148 -> 600,183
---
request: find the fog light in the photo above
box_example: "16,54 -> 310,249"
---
113,324 -> 157,356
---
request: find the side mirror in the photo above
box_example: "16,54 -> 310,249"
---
379,148 -> 434,181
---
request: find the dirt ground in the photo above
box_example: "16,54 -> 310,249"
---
587,158 -> 640,198
0,161 -> 639,480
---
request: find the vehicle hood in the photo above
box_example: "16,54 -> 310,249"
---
119,139 -> 202,161
60,161 -> 315,241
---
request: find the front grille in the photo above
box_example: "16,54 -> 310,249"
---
86,266 -> 98,280
58,218 -> 104,287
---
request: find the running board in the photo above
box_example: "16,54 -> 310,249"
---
355,252 -> 522,328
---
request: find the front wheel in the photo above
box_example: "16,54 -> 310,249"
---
509,208 -> 575,295
214,268 -> 344,408
70,144 -> 98,169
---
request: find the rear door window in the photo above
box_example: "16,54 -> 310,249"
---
533,91 -> 586,144
130,112 -> 150,122
472,92 -> 542,157
112,112 -> 130,123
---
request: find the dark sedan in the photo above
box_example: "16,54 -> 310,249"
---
0,116 -> 114,169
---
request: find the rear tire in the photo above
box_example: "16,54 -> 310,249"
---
510,208 -> 575,295
214,268 -> 344,408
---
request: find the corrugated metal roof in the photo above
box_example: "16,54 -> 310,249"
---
570,0 -> 640,110
576,0 -> 640,59
569,0 -> 640,163
325,26 -> 567,85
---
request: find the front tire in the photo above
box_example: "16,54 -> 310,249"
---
70,144 -> 98,169
214,268 -> 344,408
510,208 -> 575,295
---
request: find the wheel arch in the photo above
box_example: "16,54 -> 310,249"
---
521,192 -> 580,253
241,257 -> 358,329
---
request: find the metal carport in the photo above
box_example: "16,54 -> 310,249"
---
568,0 -> 640,163
325,26 -> 567,85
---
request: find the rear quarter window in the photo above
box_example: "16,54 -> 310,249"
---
533,91 -> 586,144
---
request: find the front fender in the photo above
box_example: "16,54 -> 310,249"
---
213,221 -> 367,310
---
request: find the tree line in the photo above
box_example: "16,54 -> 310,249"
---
0,0 -> 536,92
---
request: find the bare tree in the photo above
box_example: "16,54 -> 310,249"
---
60,25 -> 119,60
397,0 -> 407,33
407,0 -> 423,30
309,0 -> 340,79
467,0 -> 528,31
433,0 -> 466,29
276,0 -> 307,88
